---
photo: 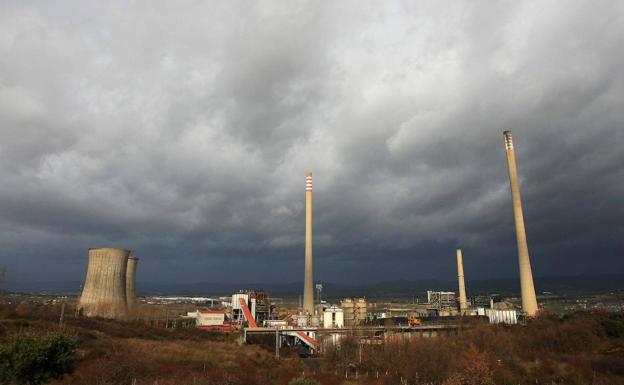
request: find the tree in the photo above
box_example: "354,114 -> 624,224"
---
443,345 -> 494,385
0,332 -> 76,385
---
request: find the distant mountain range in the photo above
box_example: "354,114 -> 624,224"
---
6,273 -> 624,298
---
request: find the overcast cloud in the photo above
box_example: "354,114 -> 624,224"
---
0,1 -> 622,286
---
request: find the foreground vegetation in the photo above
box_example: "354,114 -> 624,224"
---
324,311 -> 624,385
1,302 -> 623,385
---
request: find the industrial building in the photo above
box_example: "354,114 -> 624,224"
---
469,294 -> 495,308
323,306 -> 344,328
193,310 -> 226,326
230,290 -> 272,325
479,308 -> 518,325
183,309 -> 237,331
427,290 -> 457,310
340,298 -> 367,326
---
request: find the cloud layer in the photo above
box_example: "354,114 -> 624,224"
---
1,1 -> 622,285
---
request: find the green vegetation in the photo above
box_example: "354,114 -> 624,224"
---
0,332 -> 76,385
601,314 -> 624,338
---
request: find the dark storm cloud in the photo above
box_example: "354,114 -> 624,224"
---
0,1 -> 622,285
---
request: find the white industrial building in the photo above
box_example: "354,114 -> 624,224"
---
427,290 -> 457,309
185,310 -> 226,326
231,292 -> 256,323
477,308 -> 518,325
323,306 -> 344,328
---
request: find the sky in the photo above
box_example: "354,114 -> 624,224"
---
0,1 -> 622,286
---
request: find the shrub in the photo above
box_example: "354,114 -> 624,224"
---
602,317 -> 624,338
0,332 -> 76,385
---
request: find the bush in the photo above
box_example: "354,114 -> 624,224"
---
0,332 -> 76,385
602,317 -> 624,338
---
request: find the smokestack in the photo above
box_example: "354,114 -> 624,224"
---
303,171 -> 314,314
503,131 -> 538,317
456,249 -> 467,314
126,256 -> 138,312
78,248 -> 129,319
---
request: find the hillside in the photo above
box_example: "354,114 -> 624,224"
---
1,302 -> 624,385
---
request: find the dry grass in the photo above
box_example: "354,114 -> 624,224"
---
2,303 -> 624,385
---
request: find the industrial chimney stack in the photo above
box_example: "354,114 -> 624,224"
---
456,249 -> 468,314
303,171 -> 314,315
503,131 -> 538,317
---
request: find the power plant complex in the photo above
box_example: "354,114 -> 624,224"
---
72,131 -> 540,351
78,248 -> 138,319
293,131 -> 539,321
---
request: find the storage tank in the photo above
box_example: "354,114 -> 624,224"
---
78,248 -> 129,319
340,298 -> 354,326
354,298 -> 367,325
126,256 -> 138,312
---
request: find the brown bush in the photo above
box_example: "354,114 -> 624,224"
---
3,303 -> 624,385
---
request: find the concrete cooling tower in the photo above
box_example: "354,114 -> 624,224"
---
126,256 -> 138,312
78,248 -> 129,319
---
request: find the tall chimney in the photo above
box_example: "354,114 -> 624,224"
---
303,171 -> 314,315
456,248 -> 467,314
503,131 -> 538,317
